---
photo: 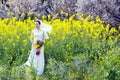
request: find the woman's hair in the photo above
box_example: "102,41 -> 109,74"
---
36,20 -> 41,25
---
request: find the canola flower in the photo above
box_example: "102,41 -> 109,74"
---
0,14 -> 119,65
0,14 -> 120,80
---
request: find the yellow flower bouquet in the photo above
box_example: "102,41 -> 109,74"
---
35,40 -> 44,55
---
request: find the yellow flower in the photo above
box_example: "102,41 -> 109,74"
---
110,28 -> 117,33
16,36 -> 20,40
31,34 -> 35,39
48,14 -> 51,19
23,39 -> 27,44
60,10 -> 64,14
42,16 -> 46,19
21,13 -> 25,17
7,12 -> 13,16
66,13 -> 68,17
35,44 -> 40,49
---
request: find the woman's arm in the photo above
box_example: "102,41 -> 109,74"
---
42,31 -> 45,42
30,30 -> 34,44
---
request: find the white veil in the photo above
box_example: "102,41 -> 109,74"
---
40,21 -> 52,39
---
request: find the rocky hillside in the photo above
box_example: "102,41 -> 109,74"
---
0,0 -> 120,28
76,0 -> 120,28
0,0 -> 77,18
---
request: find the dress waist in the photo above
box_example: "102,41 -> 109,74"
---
34,38 -> 42,42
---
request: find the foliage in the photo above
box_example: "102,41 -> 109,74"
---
0,14 -> 120,79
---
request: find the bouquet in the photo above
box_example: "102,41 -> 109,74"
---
35,40 -> 44,55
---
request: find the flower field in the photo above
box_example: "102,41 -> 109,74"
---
0,14 -> 120,80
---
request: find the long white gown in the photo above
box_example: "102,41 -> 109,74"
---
24,29 -> 45,75
22,22 -> 52,76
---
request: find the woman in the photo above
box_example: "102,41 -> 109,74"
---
23,20 -> 52,75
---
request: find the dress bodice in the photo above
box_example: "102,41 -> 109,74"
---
32,29 -> 44,42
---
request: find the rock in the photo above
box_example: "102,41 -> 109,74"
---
0,10 -> 8,18
76,0 -> 120,28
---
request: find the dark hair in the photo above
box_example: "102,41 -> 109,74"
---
36,20 -> 41,25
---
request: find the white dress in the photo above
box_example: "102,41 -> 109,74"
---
24,29 -> 45,75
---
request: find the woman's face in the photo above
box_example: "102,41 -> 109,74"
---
35,22 -> 40,29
